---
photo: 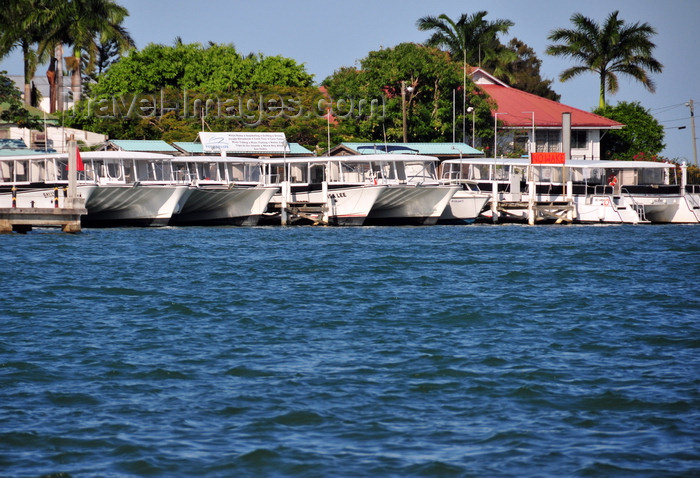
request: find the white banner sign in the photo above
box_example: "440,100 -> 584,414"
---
199,132 -> 289,153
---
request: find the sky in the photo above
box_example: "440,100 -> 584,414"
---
2,0 -> 699,163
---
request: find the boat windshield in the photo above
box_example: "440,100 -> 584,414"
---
339,161 -> 373,183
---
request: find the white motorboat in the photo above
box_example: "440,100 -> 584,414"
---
622,162 -> 700,223
169,156 -> 278,226
261,156 -> 387,226
439,159 -> 494,224
0,153 -> 97,209
444,156 -> 688,224
355,153 -> 460,225
78,151 -> 190,227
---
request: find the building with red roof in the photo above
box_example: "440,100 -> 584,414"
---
471,68 -> 623,160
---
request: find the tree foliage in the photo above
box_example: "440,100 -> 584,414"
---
594,101 -> 664,161
323,42 -> 494,144
546,11 -> 663,108
0,0 -> 47,105
83,37 -> 123,82
29,0 -> 135,104
503,38 -> 560,101
65,83 -> 332,150
0,70 -> 44,129
88,42 -> 314,97
1,0 -> 134,107
416,11 -> 516,81
65,41 -> 322,147
416,11 -> 559,100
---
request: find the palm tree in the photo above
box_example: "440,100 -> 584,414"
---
0,0 -> 46,106
38,0 -> 134,104
416,11 -> 515,80
546,11 -> 663,109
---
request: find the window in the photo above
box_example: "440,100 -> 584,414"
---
536,130 -> 561,152
513,132 -> 529,155
572,130 -> 588,149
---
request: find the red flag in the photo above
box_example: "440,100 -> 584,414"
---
67,147 -> 85,171
74,147 -> 85,171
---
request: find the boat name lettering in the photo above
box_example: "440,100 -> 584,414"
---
328,192 -> 347,198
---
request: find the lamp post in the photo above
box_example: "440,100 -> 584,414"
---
401,81 -> 414,143
522,111 -> 535,154
467,106 -> 475,148
494,112 -> 508,158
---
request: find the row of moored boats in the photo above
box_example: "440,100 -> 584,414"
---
1,150 -> 699,226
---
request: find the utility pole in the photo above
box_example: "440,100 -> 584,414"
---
462,49 -> 466,144
401,81 -> 414,143
687,99 -> 698,167
402,81 -> 408,143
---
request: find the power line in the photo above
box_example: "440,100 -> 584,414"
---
650,102 -> 687,113
659,117 -> 690,124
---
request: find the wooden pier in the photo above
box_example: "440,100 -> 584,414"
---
0,199 -> 87,233
497,200 -> 575,224
278,202 -> 328,226
485,198 -> 576,225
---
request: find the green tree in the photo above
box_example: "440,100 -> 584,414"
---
504,38 -> 560,101
38,0 -> 135,103
66,42 -> 319,148
323,42 -> 493,143
594,101 -> 664,161
416,11 -> 516,81
546,11 -> 663,108
65,82 -> 330,149
89,42 -> 313,96
83,37 -> 123,83
0,0 -> 46,106
0,70 -> 44,129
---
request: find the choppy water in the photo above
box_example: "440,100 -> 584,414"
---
1,224 -> 699,477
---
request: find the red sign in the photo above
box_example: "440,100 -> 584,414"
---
531,152 -> 565,164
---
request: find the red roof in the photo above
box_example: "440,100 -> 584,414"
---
479,83 -> 623,129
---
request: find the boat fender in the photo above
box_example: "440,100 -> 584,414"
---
608,175 -> 618,187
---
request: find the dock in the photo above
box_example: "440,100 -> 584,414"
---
497,200 -> 575,224
0,200 -> 87,233
1,137 -> 87,233
278,202 -> 328,226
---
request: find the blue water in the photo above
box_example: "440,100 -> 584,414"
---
1,225 -> 699,477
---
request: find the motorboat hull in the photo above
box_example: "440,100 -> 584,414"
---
267,184 -> 385,226
82,184 -> 190,227
439,189 -> 490,224
633,195 -> 700,223
366,184 -> 460,225
170,186 -> 278,226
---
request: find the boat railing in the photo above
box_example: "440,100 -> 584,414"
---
534,183 -> 566,196
440,176 -> 468,187
593,184 -> 615,196
685,192 -> 700,210
620,187 -> 647,222
173,170 -> 195,185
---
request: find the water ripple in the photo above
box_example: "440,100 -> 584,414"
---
0,225 -> 698,477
